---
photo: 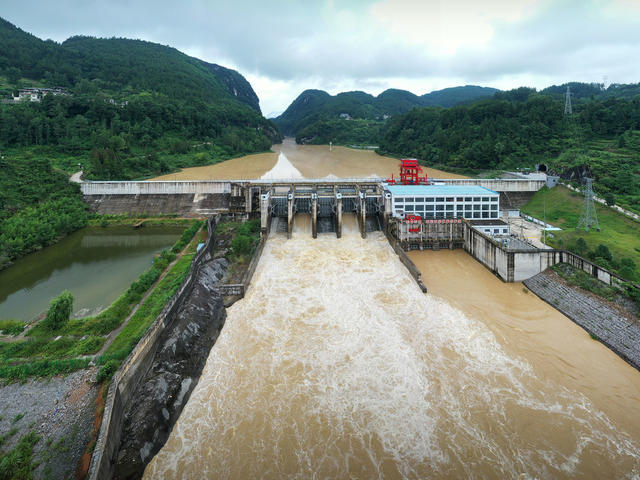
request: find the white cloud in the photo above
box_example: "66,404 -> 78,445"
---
2,0 -> 640,113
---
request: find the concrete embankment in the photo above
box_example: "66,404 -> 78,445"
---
113,256 -> 228,479
88,217 -> 224,480
524,269 -> 640,371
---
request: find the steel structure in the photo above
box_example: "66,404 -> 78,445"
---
386,159 -> 429,185
577,178 -> 600,231
564,86 -> 573,115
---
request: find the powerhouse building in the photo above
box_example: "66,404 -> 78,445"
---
384,184 -> 500,220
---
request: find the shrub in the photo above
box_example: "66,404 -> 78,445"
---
570,237 -> 589,257
604,192 -> 616,206
231,234 -> 252,255
594,244 -> 613,262
41,291 -> 73,331
96,360 -> 120,383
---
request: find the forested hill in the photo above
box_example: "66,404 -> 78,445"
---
273,85 -> 499,138
379,87 -> 640,213
0,18 -> 280,180
0,18 -> 262,111
0,17 -> 280,268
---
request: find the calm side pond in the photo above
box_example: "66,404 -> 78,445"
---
0,226 -> 184,322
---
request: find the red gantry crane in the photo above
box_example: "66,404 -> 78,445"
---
386,158 -> 429,185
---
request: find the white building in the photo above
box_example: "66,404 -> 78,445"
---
384,184 -> 500,220
470,219 -> 510,236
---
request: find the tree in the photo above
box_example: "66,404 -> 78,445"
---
604,192 -> 616,206
42,290 -> 73,330
572,237 -> 589,256
594,244 -> 613,262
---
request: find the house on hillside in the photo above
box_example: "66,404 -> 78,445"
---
12,87 -> 68,102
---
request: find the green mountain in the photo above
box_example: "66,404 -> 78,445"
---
379,86 -> 640,213
273,85 -> 499,141
0,17 -> 280,180
0,17 -> 280,267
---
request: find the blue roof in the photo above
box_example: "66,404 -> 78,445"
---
384,184 -> 499,196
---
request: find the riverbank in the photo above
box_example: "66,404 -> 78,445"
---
89,215 -> 263,479
524,265 -> 640,371
0,221 -> 203,479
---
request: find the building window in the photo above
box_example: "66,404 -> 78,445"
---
436,205 -> 444,211
503,229 -> 507,233
456,197 -> 464,202
405,205 -> 414,211
405,197 -> 414,202
494,229 -> 499,234
425,205 -> 434,211
416,205 -> 424,211
395,198 -> 404,203
473,197 -> 481,202
482,211 -> 489,218
415,197 -> 424,202
491,204 -> 498,210
482,204 -> 489,210
491,197 -> 498,202
474,212 -> 481,218
446,197 -> 454,202
473,204 -> 480,211
482,197 -> 489,202
436,197 -> 444,202
446,205 -> 454,211
425,197 -> 434,203
491,212 -> 498,218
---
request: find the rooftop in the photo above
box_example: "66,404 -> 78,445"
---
384,184 -> 498,196
470,219 -> 509,226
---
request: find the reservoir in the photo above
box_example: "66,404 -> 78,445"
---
150,138 -> 468,181
0,226 -> 183,322
145,223 -> 640,479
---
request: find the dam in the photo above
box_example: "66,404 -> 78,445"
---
85,145 -> 640,478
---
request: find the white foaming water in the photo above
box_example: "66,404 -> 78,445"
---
260,152 -> 304,179
145,228 -> 640,479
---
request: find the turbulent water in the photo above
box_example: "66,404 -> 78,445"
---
145,220 -> 640,479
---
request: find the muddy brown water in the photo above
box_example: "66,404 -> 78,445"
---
145,222 -> 640,479
150,138 -> 467,181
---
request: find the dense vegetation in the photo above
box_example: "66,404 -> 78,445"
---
0,18 -> 280,180
521,186 -> 640,281
274,86 -> 498,140
0,156 -> 88,269
0,17 -> 279,266
380,87 -> 640,210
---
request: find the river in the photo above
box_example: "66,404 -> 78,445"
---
145,221 -> 640,479
0,226 -> 183,322
150,138 -> 468,181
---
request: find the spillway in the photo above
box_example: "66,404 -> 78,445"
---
144,225 -> 640,479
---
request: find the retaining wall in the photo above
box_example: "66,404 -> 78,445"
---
83,193 -> 231,217
88,216 -> 218,480
463,223 -> 640,290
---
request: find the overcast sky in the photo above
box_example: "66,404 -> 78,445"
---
3,0 -> 640,116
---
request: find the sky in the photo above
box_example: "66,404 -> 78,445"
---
3,0 -> 640,116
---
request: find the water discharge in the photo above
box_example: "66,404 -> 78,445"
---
145,228 -> 640,479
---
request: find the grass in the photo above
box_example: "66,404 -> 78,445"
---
0,320 -> 26,336
522,186 -> 640,279
0,431 -> 40,480
86,214 -> 194,227
104,254 -> 194,357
